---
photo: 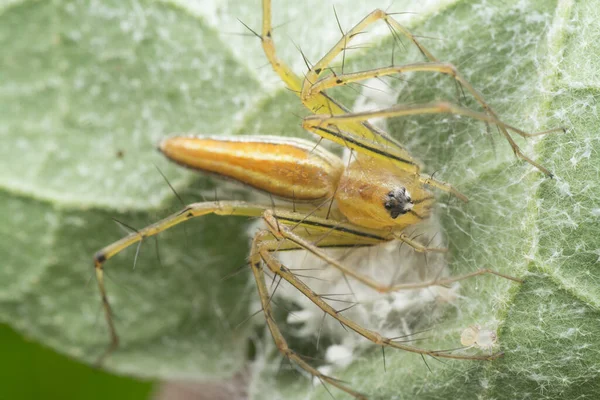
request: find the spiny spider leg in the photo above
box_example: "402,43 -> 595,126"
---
93,201 -> 268,363
256,232 -> 505,363
93,200 -> 396,363
260,2 -> 560,180
250,231 -> 368,399
296,8 -> 561,176
262,210 -> 521,295
259,0 -> 419,170
301,8 -> 436,97
303,101 -> 561,176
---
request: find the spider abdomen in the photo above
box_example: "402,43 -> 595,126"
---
159,135 -> 345,201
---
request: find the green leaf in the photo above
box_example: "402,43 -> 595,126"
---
1,1 -> 598,400
0,0 -> 260,379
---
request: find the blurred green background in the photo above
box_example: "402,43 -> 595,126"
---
0,323 -> 154,400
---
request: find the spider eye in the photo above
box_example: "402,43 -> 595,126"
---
384,188 -> 413,219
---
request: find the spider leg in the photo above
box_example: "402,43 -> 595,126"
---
397,232 -> 448,253
260,0 -> 303,93
305,62 -> 469,103
257,213 -> 504,362
303,61 -> 562,142
301,9 -> 436,97
250,230 -> 368,400
264,210 -> 519,295
252,208 -> 509,398
419,174 -> 469,203
303,101 -> 560,176
305,62 -> 559,142
260,0 -> 418,170
288,8 -> 561,178
92,200 -> 392,364
93,201 -> 270,364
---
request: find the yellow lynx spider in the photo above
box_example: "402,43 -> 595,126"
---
93,1 -> 562,398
